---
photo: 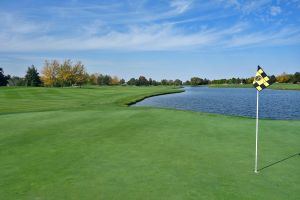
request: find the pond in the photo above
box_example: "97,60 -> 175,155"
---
133,87 -> 300,120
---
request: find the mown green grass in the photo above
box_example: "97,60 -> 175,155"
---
209,83 -> 300,90
0,86 -> 299,200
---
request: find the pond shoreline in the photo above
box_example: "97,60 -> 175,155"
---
126,88 -> 185,106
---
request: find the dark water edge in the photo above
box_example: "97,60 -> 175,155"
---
132,87 -> 300,120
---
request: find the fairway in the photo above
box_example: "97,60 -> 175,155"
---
0,87 -> 299,200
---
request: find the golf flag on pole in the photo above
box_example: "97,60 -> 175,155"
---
253,66 -> 273,91
253,65 -> 273,173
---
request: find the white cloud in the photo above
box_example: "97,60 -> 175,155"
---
241,0 -> 271,14
216,0 -> 240,9
270,6 -> 282,16
0,13 -> 46,34
1,21 -> 299,52
0,1 -> 299,53
225,27 -> 300,48
170,0 -> 193,14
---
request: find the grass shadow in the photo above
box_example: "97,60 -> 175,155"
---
259,153 -> 300,171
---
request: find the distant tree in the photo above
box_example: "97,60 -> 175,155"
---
42,60 -> 60,87
228,77 -> 237,84
246,77 -> 254,84
119,78 -> 125,85
111,76 -> 120,85
167,80 -> 174,85
72,61 -> 88,87
57,60 -> 73,87
203,78 -> 209,85
137,76 -> 148,86
292,72 -> 300,83
276,73 -> 291,83
103,75 -> 112,85
8,76 -> 25,86
148,78 -> 153,85
161,79 -> 168,86
0,68 -> 10,86
190,77 -> 203,86
269,75 -> 276,84
97,74 -> 104,85
174,79 -> 182,86
240,78 -> 247,84
127,78 -> 136,85
152,80 -> 159,86
25,65 -> 41,87
89,73 -> 99,85
183,80 -> 190,85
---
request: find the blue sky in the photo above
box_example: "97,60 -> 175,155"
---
0,0 -> 300,80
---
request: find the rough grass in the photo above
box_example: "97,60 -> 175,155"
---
0,86 -> 299,200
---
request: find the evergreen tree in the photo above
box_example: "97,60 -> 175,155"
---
25,65 -> 42,86
103,75 -> 112,85
0,68 -> 10,86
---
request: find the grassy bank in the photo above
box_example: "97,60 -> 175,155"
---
209,83 -> 300,90
0,86 -> 299,200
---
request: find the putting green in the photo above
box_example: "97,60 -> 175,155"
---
0,87 -> 299,200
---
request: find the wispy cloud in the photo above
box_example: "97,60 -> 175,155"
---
170,0 -> 193,14
0,0 -> 299,53
0,13 -> 47,35
1,21 -> 299,52
270,6 -> 282,16
241,0 -> 271,14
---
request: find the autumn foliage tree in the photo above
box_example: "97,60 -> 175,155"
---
111,76 -> 120,85
276,73 -> 291,83
42,60 -> 60,87
41,60 -> 88,87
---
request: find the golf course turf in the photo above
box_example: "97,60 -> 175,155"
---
0,87 -> 299,200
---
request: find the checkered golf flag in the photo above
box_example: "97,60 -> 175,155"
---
253,66 -> 273,91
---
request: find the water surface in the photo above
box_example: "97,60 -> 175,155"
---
133,87 -> 300,120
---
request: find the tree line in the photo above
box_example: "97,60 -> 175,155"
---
1,60 -> 300,87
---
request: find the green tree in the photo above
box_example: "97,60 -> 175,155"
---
103,75 -> 112,85
292,72 -> 300,83
127,78 -> 136,85
152,80 -> 159,86
8,76 -> 25,86
0,68 -> 10,86
161,79 -> 168,85
183,80 -> 190,85
119,78 -> 125,85
137,76 -> 148,86
25,65 -> 42,87
190,77 -> 203,86
174,79 -> 182,85
269,75 -> 276,84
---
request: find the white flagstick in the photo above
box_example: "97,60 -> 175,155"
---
255,90 -> 259,173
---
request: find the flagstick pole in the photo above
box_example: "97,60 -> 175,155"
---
255,90 -> 259,173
